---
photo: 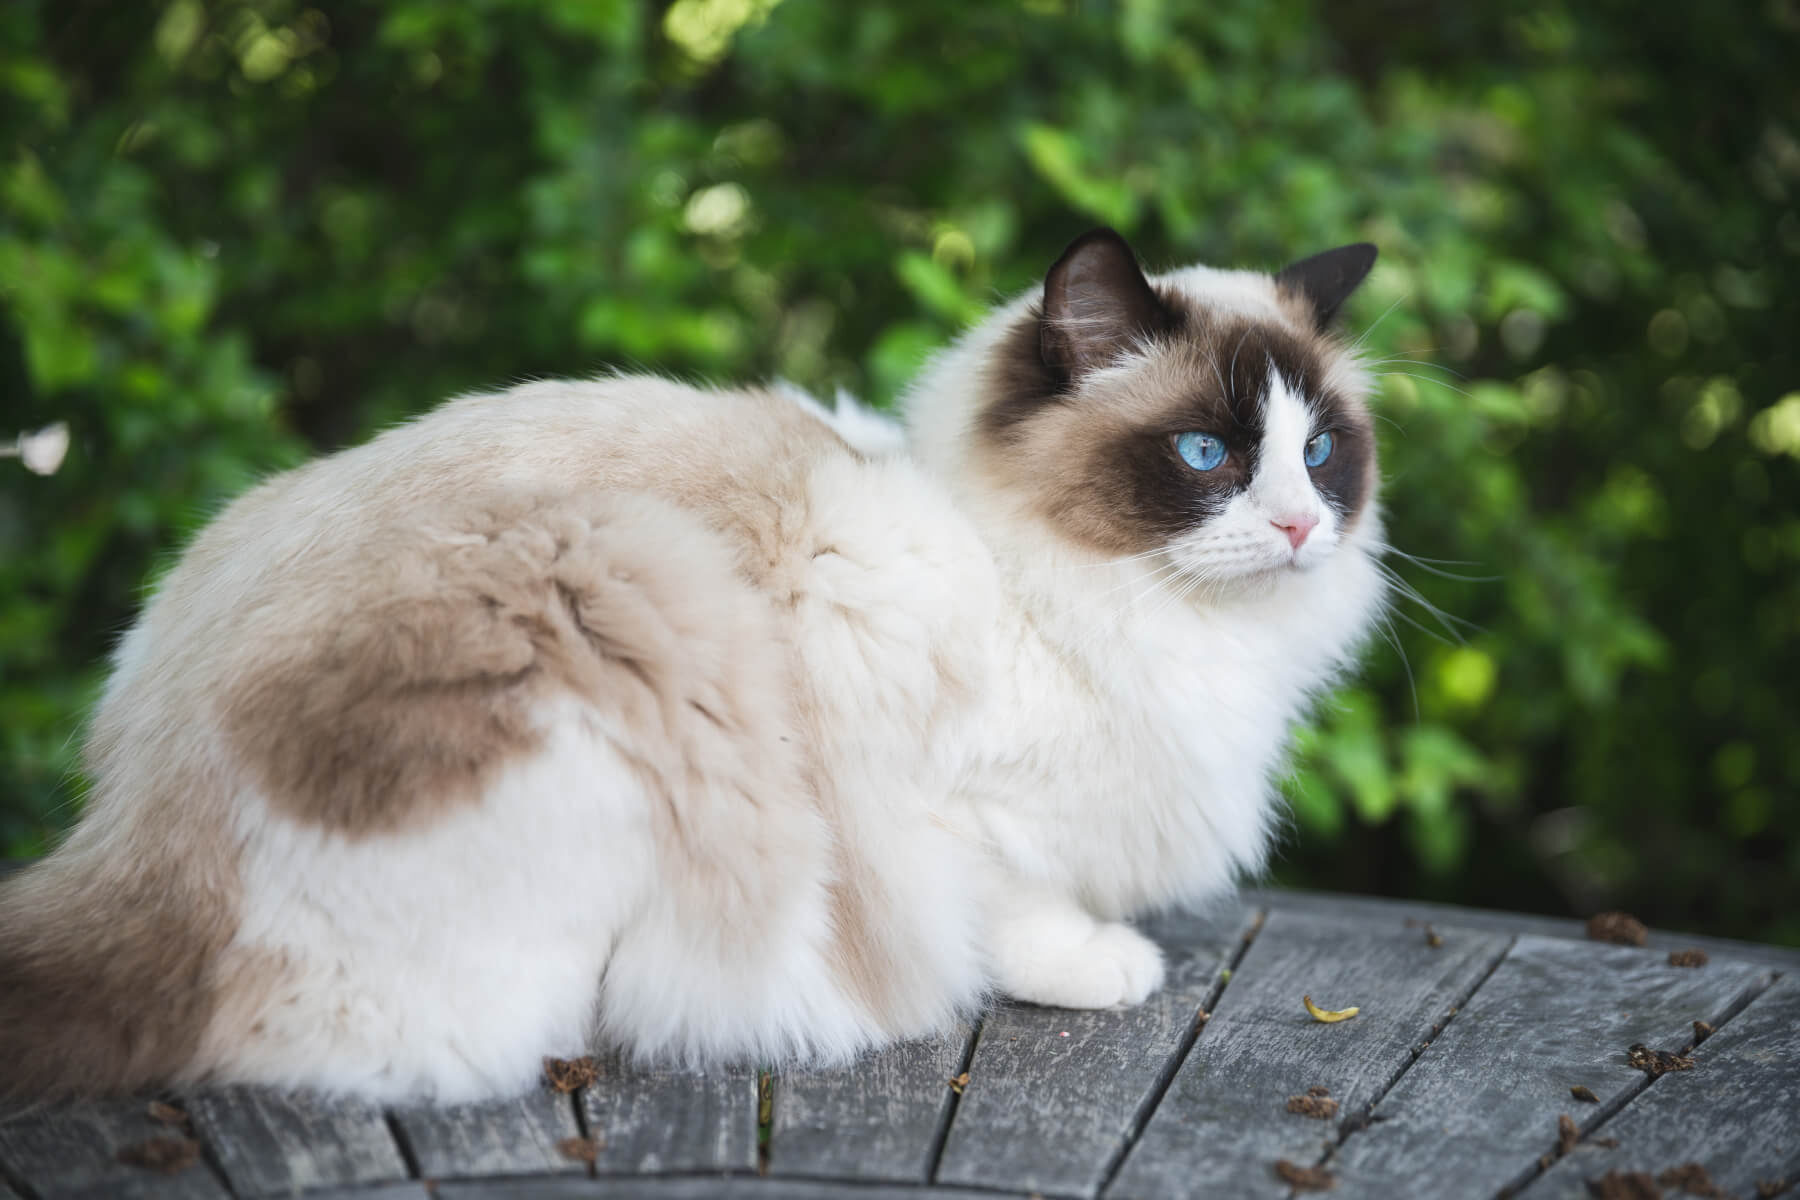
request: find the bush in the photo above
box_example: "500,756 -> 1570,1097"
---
3,0 -> 1795,942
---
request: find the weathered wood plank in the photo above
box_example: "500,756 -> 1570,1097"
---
280,1185 -> 438,1200
439,1174 -> 1020,1197
1106,910 -> 1512,1200
0,1096 -> 229,1200
932,901 -> 1258,1199
770,1021 -> 974,1182
183,1085 -> 409,1197
578,1053 -> 758,1175
391,1088 -> 585,1179
1318,935 -> 1772,1199
1250,887 -> 1800,972
1519,973 -> 1800,1199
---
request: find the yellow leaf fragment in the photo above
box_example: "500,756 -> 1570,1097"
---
1303,994 -> 1361,1023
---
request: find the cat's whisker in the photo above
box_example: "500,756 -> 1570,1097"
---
1348,293 -> 1409,354
1379,371 -> 1471,399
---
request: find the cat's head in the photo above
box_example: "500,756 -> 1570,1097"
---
926,228 -> 1379,587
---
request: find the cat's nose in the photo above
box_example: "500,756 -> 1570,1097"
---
1271,513 -> 1318,550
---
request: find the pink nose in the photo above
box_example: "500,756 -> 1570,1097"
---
1272,513 -> 1319,550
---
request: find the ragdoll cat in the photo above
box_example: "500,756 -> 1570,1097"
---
0,228 -> 1385,1104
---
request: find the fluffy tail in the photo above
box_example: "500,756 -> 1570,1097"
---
0,856 -> 227,1107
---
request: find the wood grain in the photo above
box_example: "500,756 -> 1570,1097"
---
0,1097 -> 228,1200
1106,909 -> 1512,1200
578,1052 -> 758,1175
932,902 -> 1259,1199
771,1022 -> 974,1182
1519,973 -> 1800,1199
391,1088 -> 585,1179
183,1086 -> 408,1197
1321,935 -> 1772,1198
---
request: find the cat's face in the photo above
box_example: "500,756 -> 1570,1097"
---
977,230 -> 1378,586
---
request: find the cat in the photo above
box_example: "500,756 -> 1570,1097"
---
0,227 -> 1385,1104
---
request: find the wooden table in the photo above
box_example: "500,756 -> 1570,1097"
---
3,889 -> 1795,1200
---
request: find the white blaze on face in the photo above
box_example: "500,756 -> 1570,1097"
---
1252,369 -> 1330,564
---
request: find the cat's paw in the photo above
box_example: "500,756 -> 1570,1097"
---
1004,921 -> 1166,1010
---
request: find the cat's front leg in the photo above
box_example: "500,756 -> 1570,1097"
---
987,883 -> 1165,1009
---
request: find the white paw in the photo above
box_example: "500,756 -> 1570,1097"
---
1005,922 -> 1166,1010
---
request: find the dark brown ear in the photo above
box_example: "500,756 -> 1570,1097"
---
1275,243 -> 1378,331
1040,228 -> 1172,376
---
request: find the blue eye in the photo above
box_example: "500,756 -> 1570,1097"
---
1305,431 -> 1334,468
1176,432 -> 1227,471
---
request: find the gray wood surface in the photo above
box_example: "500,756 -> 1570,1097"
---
1320,935 -> 1773,1198
1521,973 -> 1800,1199
1106,909 -> 1513,1200
0,1097 -> 229,1200
771,1022 -> 974,1182
578,1053 -> 759,1175
391,1088 -> 585,1180
182,1086 -> 408,1197
932,902 -> 1259,1199
437,1177 -> 1017,1198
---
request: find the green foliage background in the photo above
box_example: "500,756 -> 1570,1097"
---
3,0 -> 1797,942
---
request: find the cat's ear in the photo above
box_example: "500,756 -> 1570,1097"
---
1275,243 -> 1378,331
1040,228 -> 1172,376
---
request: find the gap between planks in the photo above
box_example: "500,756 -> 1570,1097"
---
1089,907 -> 1272,1196
924,1018 -> 986,1185
1488,965 -> 1787,1200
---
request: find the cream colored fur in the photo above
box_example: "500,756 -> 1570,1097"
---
0,255 -> 1385,1104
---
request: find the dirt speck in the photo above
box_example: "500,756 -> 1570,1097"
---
1274,1159 -> 1336,1191
115,1136 -> 201,1175
1586,1170 -> 1663,1199
1666,949 -> 1709,968
1587,912 -> 1649,947
556,1135 -> 600,1166
1691,1020 -> 1715,1044
1286,1092 -> 1340,1119
1626,1043 -> 1695,1078
1559,1113 -> 1581,1155
1657,1163 -> 1727,1197
948,1071 -> 970,1095
1571,1085 -> 1600,1103
544,1055 -> 600,1092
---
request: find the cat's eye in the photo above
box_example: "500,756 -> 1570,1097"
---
1305,431 -> 1334,468
1175,432 -> 1227,472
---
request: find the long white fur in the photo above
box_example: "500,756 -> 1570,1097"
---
101,264 -> 1383,1102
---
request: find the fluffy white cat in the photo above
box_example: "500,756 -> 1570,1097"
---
0,228 -> 1385,1103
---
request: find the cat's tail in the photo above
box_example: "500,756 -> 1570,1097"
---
0,849 -> 229,1108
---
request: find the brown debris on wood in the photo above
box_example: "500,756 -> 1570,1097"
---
1587,1171 -> 1664,1199
1571,1085 -> 1600,1103
1691,1020 -> 1715,1044
1756,1180 -> 1791,1197
1559,1113 -> 1581,1155
146,1100 -> 191,1129
1274,1159 -> 1336,1191
1286,1091 -> 1340,1119
1587,912 -> 1649,947
1657,1163 -> 1727,1197
1627,1043 -> 1696,1078
948,1071 -> 970,1095
1666,949 -> 1710,968
1423,922 -> 1444,947
1308,1084 -> 1332,1097
556,1135 -> 600,1165
115,1136 -> 201,1174
543,1055 -> 599,1092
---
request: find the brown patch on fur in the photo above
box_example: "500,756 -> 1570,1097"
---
0,818 -> 238,1105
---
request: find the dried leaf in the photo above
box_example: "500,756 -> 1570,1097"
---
948,1071 -> 970,1095
556,1135 -> 600,1165
1692,1020 -> 1715,1043
1657,1162 -> 1727,1198
116,1136 -> 200,1174
1274,1159 -> 1336,1191
1304,994 -> 1360,1023
1286,1093 -> 1340,1119
1626,1043 -> 1694,1078
1307,1084 -> 1332,1097
1667,948 -> 1709,968
1570,1085 -> 1600,1103
1558,1113 -> 1580,1155
1586,912 -> 1648,947
544,1055 -> 599,1092
146,1100 -> 190,1127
